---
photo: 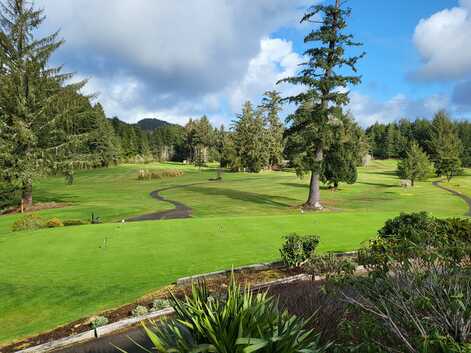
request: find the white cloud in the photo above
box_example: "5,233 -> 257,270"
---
36,0 -> 312,124
412,1 -> 471,80
348,92 -> 450,126
227,38 -> 303,112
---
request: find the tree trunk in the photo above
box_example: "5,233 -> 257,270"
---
21,182 -> 33,211
305,148 -> 323,210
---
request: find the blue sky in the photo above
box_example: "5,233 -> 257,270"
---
38,0 -> 471,126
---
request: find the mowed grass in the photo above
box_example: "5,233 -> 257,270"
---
442,168 -> 471,199
0,160 -> 469,344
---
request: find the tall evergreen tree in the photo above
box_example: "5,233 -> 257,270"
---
0,0 -> 88,209
429,111 -> 462,182
260,90 -> 284,169
233,101 -> 268,172
185,116 -> 214,166
397,142 -> 432,186
279,0 -> 364,209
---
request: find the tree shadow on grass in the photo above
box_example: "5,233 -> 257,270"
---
280,183 -> 332,191
182,185 -> 299,208
33,190 -> 80,204
356,181 -> 397,188
363,170 -> 397,177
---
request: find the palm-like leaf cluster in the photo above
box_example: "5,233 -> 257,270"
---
134,276 -> 327,353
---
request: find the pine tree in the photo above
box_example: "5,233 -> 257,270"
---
279,0 -> 364,209
0,0 -> 88,209
320,112 -> 365,190
429,111 -> 462,182
233,101 -> 269,172
260,91 -> 285,169
397,142 -> 432,186
185,116 -> 214,166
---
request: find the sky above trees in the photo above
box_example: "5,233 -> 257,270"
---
36,0 -> 471,126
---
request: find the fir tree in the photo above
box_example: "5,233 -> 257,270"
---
260,90 -> 285,169
233,101 -> 269,172
0,0 -> 88,209
429,111 -> 462,182
279,0 -> 364,209
397,142 -> 432,186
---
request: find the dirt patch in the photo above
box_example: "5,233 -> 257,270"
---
0,267 -> 298,353
0,202 -> 69,216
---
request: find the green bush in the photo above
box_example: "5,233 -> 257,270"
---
46,218 -> 64,228
139,275 -> 326,353
63,219 -> 89,227
304,253 -> 357,281
151,299 -> 170,312
131,305 -> 149,317
90,316 -> 109,329
12,214 -> 47,232
358,212 -> 471,273
280,234 -> 320,268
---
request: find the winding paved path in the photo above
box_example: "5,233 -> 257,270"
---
432,181 -> 471,217
125,183 -> 205,222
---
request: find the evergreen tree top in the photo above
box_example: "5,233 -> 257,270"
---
279,0 -> 365,109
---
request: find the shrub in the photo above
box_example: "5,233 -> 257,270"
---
358,212 -> 471,273
280,234 -> 320,268
90,212 -> 101,224
304,253 -> 357,281
63,219 -> 89,227
137,169 -> 184,180
12,214 -> 47,232
131,305 -> 149,317
46,218 -> 64,228
151,298 -> 170,311
343,264 -> 471,353
90,316 -> 109,329
139,275 -> 326,352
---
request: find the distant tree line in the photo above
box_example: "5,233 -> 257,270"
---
366,113 -> 471,168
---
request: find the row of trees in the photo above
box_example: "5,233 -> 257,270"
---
366,115 -> 471,167
396,112 -> 464,185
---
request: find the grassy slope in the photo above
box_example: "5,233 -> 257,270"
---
0,160 -> 469,343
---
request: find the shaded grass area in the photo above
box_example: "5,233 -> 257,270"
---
0,160 -> 469,344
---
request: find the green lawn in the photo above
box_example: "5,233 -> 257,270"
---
442,168 -> 471,198
0,160 -> 469,344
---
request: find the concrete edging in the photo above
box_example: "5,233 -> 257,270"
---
16,308 -> 175,353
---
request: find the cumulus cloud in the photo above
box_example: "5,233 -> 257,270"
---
412,0 -> 471,80
227,38 -> 303,113
36,0 -> 311,123
348,92 -> 450,127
